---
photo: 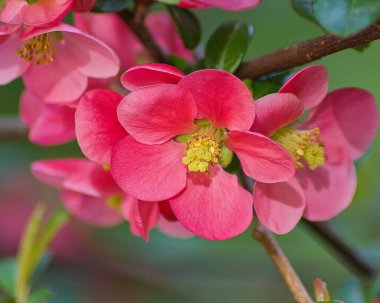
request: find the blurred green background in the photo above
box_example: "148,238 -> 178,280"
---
1,0 -> 380,302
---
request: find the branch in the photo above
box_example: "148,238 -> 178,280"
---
236,22 -> 380,79
305,221 -> 379,280
0,117 -> 27,140
254,223 -> 314,303
118,7 -> 166,63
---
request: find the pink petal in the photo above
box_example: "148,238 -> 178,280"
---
146,12 -> 194,62
22,43 -> 88,104
19,0 -> 72,26
178,69 -> 255,131
21,90 -> 76,145
156,218 -> 193,239
31,158 -> 95,188
74,12 -> 142,69
118,84 -> 197,145
253,178 -> 306,234
63,27 -> 120,78
280,65 -> 328,109
63,165 -> 121,198
0,34 -> 29,84
225,131 -> 295,183
111,136 -> 187,201
122,197 -> 159,241
197,0 -> 260,10
120,63 -> 185,91
251,93 -> 304,136
298,161 -> 356,221
61,189 -> 122,227
76,89 -> 127,164
0,0 -> 26,24
159,200 -> 177,222
302,88 -> 379,161
170,166 -> 253,240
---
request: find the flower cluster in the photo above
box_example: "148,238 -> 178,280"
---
0,1 -> 378,241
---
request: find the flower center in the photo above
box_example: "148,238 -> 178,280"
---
17,33 -> 55,65
272,127 -> 325,170
106,195 -> 122,212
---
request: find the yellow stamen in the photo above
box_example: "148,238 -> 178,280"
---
106,195 -> 122,212
273,127 -> 325,170
17,33 -> 55,65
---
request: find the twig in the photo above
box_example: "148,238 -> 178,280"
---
254,223 -> 314,303
118,7 -> 166,63
305,221 -> 379,280
236,22 -> 380,79
0,117 -> 27,140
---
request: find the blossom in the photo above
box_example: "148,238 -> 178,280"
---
0,0 -> 72,26
73,11 -> 193,71
104,64 -> 295,240
178,0 -> 261,11
0,23 -> 120,103
251,65 -> 379,234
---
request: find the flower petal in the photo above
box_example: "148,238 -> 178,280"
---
170,166 -> 253,240
121,63 -> 185,91
280,65 -> 328,109
302,88 -> 379,161
225,131 -> 295,183
122,197 -> 159,241
111,136 -> 187,201
178,69 -> 255,131
298,161 -> 356,221
157,218 -> 193,239
251,93 -> 304,136
253,178 -> 306,234
22,44 -> 88,104
0,34 -> 29,85
118,84 -> 197,145
61,189 -> 122,227
31,158 -> 95,188
76,89 -> 127,164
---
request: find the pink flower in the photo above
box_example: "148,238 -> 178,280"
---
20,90 -> 76,145
0,0 -> 72,26
73,11 -> 193,70
99,64 -> 295,240
0,23 -> 120,104
178,0 -> 261,11
251,65 -> 379,234
31,158 -> 190,240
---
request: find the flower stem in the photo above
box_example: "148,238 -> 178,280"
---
253,222 -> 314,303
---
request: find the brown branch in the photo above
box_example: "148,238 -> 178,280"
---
118,7 -> 166,63
254,223 -> 314,303
0,117 -> 27,140
305,221 -> 379,280
236,22 -> 380,79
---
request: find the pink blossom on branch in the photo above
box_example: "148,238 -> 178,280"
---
0,0 -> 72,26
0,23 -> 120,103
251,65 -> 379,234
178,0 -> 261,11
106,64 -> 295,240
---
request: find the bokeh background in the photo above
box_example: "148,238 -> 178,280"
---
1,0 -> 380,302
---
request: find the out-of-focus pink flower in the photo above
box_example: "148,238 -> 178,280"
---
73,11 -> 193,71
251,65 -> 379,234
0,23 -> 120,104
31,158 -> 190,240
178,0 -> 261,11
71,0 -> 95,12
20,90 -> 76,145
0,0 -> 72,26
103,64 -> 295,240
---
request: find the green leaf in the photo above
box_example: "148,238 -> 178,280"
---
205,21 -> 254,73
29,289 -> 53,303
166,6 -> 201,49
92,0 -> 130,12
313,0 -> 380,36
0,259 -> 17,297
292,0 -> 315,21
158,0 -> 180,4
